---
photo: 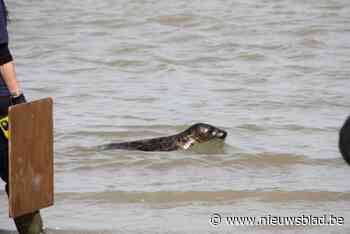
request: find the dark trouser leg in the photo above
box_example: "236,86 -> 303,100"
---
0,129 -> 9,194
0,97 -> 11,193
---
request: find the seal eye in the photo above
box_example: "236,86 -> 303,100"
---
199,127 -> 209,134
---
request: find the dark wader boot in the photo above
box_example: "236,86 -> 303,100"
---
14,210 -> 44,234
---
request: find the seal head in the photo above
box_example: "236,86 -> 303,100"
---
177,123 -> 227,150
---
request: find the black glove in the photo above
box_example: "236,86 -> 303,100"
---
11,93 -> 26,105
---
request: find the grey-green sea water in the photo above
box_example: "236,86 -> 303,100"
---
1,0 -> 350,233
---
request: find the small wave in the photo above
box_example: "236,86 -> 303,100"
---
146,158 -> 207,170
236,123 -> 333,133
109,59 -> 146,68
237,124 -> 266,132
210,88 -> 243,93
59,148 -> 340,172
222,152 -> 342,168
275,124 -> 329,132
155,55 -> 231,67
56,190 -> 350,204
150,14 -> 198,28
237,51 -> 266,61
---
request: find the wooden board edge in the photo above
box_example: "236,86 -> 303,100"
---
8,97 -> 54,218
8,97 -> 53,114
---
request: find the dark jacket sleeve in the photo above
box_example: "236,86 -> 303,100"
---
0,43 -> 12,65
0,0 -> 8,44
0,1 -> 11,65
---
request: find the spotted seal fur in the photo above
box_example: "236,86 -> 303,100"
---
339,116 -> 350,165
101,123 -> 227,151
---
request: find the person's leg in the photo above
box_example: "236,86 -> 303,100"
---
0,123 -> 8,193
0,98 -> 10,189
14,210 -> 44,234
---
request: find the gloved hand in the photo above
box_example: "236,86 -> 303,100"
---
11,93 -> 26,105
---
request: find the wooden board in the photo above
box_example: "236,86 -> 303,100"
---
8,98 -> 54,218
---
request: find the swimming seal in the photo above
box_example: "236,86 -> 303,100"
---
101,123 -> 227,151
339,116 -> 350,165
